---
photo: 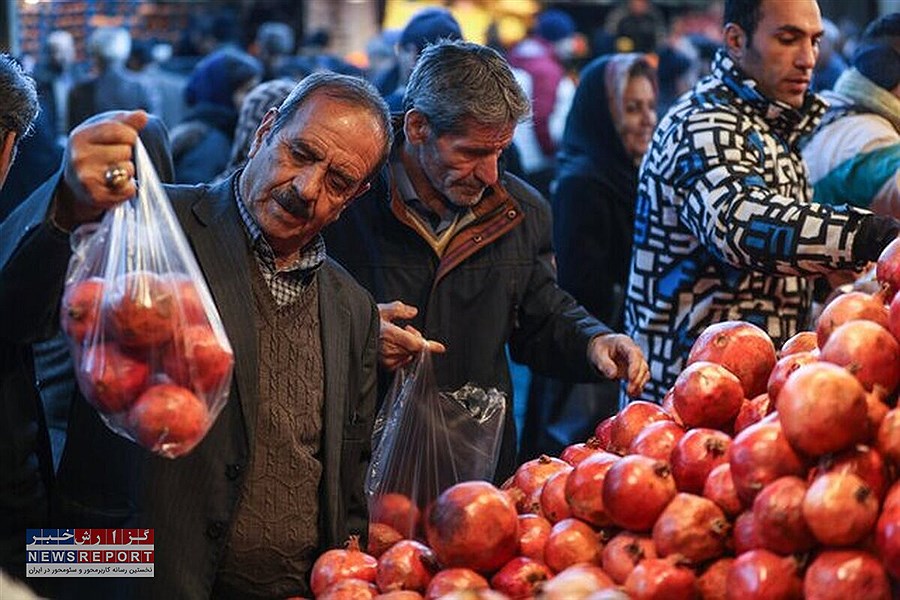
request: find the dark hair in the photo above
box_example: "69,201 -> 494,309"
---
271,72 -> 393,182
0,54 -> 39,142
724,0 -> 763,44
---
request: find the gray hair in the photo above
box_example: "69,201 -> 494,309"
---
271,72 -> 393,182
403,39 -> 531,136
88,27 -> 131,65
0,54 -> 39,141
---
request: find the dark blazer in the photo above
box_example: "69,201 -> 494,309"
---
0,174 -> 379,599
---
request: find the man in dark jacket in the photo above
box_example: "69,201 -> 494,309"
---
325,40 -> 649,482
1,72 -> 391,598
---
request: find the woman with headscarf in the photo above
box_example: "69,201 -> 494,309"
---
170,48 -> 262,184
520,53 -> 658,459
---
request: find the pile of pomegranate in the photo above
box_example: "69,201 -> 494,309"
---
62,270 -> 233,457
308,239 -> 900,599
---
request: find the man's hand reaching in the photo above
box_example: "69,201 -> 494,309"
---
378,301 -> 446,371
588,333 -> 650,398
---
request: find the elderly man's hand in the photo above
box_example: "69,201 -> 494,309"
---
54,110 -> 149,229
378,301 -> 446,371
588,333 -> 650,398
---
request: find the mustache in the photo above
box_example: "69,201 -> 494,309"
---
273,187 -> 312,219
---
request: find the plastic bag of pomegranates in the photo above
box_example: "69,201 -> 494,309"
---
365,349 -> 505,538
59,138 -> 234,459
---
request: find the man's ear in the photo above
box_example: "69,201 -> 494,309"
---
403,109 -> 430,146
723,23 -> 748,60
0,131 -> 17,190
248,107 -> 279,159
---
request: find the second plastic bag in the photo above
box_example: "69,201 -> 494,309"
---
60,138 -> 234,458
366,349 -> 506,539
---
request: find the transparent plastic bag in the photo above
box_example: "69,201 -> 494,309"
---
60,138 -> 234,458
365,349 -> 506,538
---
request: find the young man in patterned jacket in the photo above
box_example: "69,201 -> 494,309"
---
624,0 -> 900,403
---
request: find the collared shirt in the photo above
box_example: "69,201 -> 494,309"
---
233,173 -> 325,307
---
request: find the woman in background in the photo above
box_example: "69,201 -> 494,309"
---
521,53 -> 658,459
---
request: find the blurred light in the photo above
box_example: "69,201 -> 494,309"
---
24,0 -> 41,5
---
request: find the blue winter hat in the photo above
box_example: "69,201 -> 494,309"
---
184,48 -> 262,108
399,8 -> 462,52
536,9 -> 576,43
853,13 -> 900,92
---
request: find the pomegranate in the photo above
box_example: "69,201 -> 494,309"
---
733,393 -> 773,434
424,481 -> 518,574
489,557 -> 552,598
376,592 -> 423,600
767,352 -> 817,406
516,513 -> 551,562
624,557 -> 698,600
671,428 -> 731,494
628,420 -> 686,462
169,276 -> 208,325
128,383 -> 209,456
511,455 -> 571,513
703,463 -> 743,518
539,470 -> 572,524
726,550 -> 802,600
106,270 -> 178,348
560,437 -> 606,466
779,330 -> 818,357
317,577 -> 378,599
603,455 -> 677,532
865,390 -> 890,440
375,540 -> 436,593
815,289 -> 890,348
890,289 -> 900,342
538,564 -> 615,599
777,362 -> 868,457
728,420 -> 807,505
162,324 -> 234,394
696,558 -> 733,600
608,401 -> 672,454
732,511 -> 761,554
876,237 -> 900,295
367,522 -> 403,559
434,590 -> 506,600
77,343 -> 150,414
310,536 -> 378,596
653,493 -> 729,565
751,476 -> 815,555
593,416 -> 615,451
542,517 -> 603,573
878,408 -> 900,466
602,532 -> 657,584
687,320 -> 777,398
876,500 -> 900,578
371,493 -> 421,539
673,361 -> 744,429
810,444 -> 889,502
661,387 -> 684,425
803,471 -> 879,546
820,320 -> 900,396
564,451 -> 619,527
423,569 -> 487,599
60,277 -> 105,345
804,550 -> 891,600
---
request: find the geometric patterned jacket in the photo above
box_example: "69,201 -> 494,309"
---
624,50 -> 874,403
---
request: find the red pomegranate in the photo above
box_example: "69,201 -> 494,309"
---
687,320 -> 777,399
375,540 -> 437,593
810,444 -> 889,502
162,324 -> 234,394
106,270 -> 178,348
671,428 -> 732,495
726,550 -> 802,600
375,591 -> 423,600
876,237 -> 900,296
816,289 -> 891,347
559,437 -> 606,466
803,550 -> 891,600
60,277 -> 105,345
539,469 -> 572,524
652,493 -> 729,565
367,522 -> 403,558
820,320 -> 900,396
878,408 -> 900,466
865,390 -> 890,440
890,289 -> 900,342
703,463 -> 743,518
77,343 -> 151,414
673,361 -> 744,429
777,362 -> 868,457
608,401 -> 672,454
543,517 -> 603,573
752,476 -> 815,555
696,558 -> 734,600
661,387 -> 684,425
316,578 -> 378,599
628,420 -> 686,462
733,393 -> 773,434
603,455 -> 677,532
510,455 -> 571,513
169,276 -> 208,325
602,532 -> 657,584
732,511 -> 761,554
310,536 -> 378,596
370,493 -> 421,539
767,352 -> 818,406
538,564 -> 616,598
424,481 -> 518,574
779,331 -> 818,357
128,383 -> 209,456
729,420 -> 807,505
876,499 -> 900,579
423,569 -> 487,599
803,471 -> 879,546
489,557 -> 552,599
593,416 -> 616,451
564,451 -> 619,527
624,557 -> 698,600
516,513 -> 551,562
